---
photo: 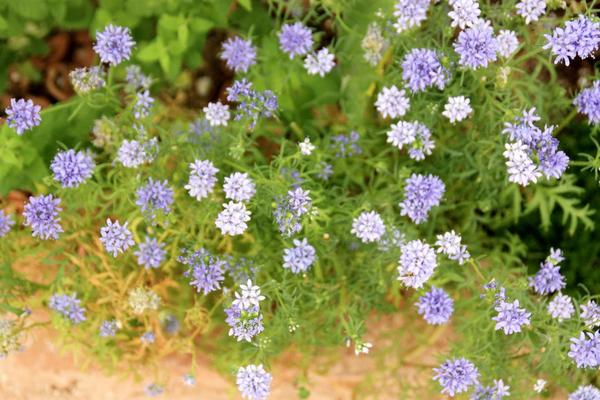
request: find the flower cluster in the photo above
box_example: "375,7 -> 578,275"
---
529,248 -> 566,295
226,280 -> 266,342
224,172 -> 256,202
236,364 -> 272,400
516,0 -> 546,25
351,211 -> 385,243
179,248 -> 226,294
185,160 -> 219,201
226,79 -> 279,128
69,67 -> 106,94
448,0 -> 481,29
544,15 -> 600,66
386,121 -> 434,160
282,238 -> 317,273
375,85 -> 410,119
568,331 -> 600,368
116,138 -> 158,168
493,299 -> 531,335
221,36 -> 257,73
215,201 -> 251,235
5,98 -> 41,135
51,149 -> 95,188
23,194 -> 63,240
393,0 -> 430,33
135,178 -> 174,219
416,287 -> 454,325
127,287 -> 160,315
93,24 -> 134,66
502,108 -> 569,185
398,239 -> 438,289
134,237 -> 166,269
547,293 -> 575,322
100,219 -> 135,257
49,293 -> 86,325
278,22 -> 313,59
442,96 -> 472,124
435,231 -> 470,265
0,211 -> 15,238
433,357 -> 479,397
399,174 -> 445,224
401,49 -> 450,93
574,81 -> 600,124
331,131 -> 362,158
454,21 -> 498,69
273,187 -> 312,237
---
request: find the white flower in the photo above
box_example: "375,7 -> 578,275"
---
448,0 -> 482,29
497,30 -> 519,58
375,85 -> 410,119
516,0 -> 546,24
232,279 -> 266,309
304,48 -> 335,77
442,96 -> 473,124
354,341 -> 373,356
435,230 -> 471,265
533,379 -> 546,393
503,141 -> 541,186
203,102 -> 230,127
215,201 -> 251,235
494,379 -> 510,397
299,138 -> 315,155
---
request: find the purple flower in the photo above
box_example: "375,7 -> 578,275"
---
224,172 -> 256,202
225,303 -> 264,342
203,101 -> 230,127
278,22 -> 313,59
274,187 -> 312,237
454,21 -> 498,69
93,24 -> 135,65
331,131 -> 362,158
351,211 -> 386,243
145,383 -> 164,397
528,258 -> 566,296
516,0 -> 546,24
433,357 -> 479,397
236,364 -> 272,400
141,331 -> 155,344
179,248 -> 226,294
99,319 -> 119,337
125,65 -> 151,92
492,299 -> 531,335
393,0 -> 430,33
471,380 -> 510,400
283,238 -> 316,273
570,385 -> 600,400
99,219 -> 135,257
117,138 -> 157,168
135,178 -> 174,219
547,294 -> 574,321
574,81 -> 600,124
496,30 -> 519,58
49,293 -> 86,325
386,121 -> 435,160
221,37 -> 257,73
401,48 -> 450,93
568,331 -> 600,368
23,194 -> 63,240
135,237 -> 166,269
227,80 -> 279,128
0,211 -> 15,237
215,202 -> 251,235
448,0 -> 481,29
185,159 -> 219,201
375,85 -> 410,119
399,174 -> 445,224
416,287 -> 454,325
581,300 -> 600,327
133,90 -> 154,119
5,98 -> 41,135
398,240 -> 438,289
51,149 -> 95,188
544,15 -> 600,66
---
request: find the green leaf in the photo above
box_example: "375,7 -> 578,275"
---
190,17 -> 214,33
238,0 -> 252,11
137,41 -> 161,62
159,14 -> 184,31
10,0 -> 48,20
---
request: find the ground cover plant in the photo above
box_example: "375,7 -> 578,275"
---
2,0 -> 600,398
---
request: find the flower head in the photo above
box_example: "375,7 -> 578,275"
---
375,85 -> 410,119
435,231 -> 471,264
304,48 -> 335,76
544,16 -> 600,66
93,24 -> 135,65
133,90 -> 154,119
351,211 -> 386,243
0,211 -> 15,238
570,385 -> 600,400
215,201 -> 251,235
387,121 -> 435,161
529,256 -> 566,296
416,287 -> 454,325
399,174 -> 445,224
224,172 -> 256,202
225,303 -> 264,342
547,294 -> 574,322
221,37 -> 257,73
398,240 -> 438,289
362,23 -> 389,65
283,238 -> 317,273
574,81 -> 600,124
185,160 -> 219,201
99,319 -> 119,337
278,22 -> 313,59
23,194 -> 63,240
69,67 -> 106,94
203,102 -> 230,127
127,287 -> 160,314
493,299 -> 531,335
233,279 -> 265,309
393,0 -> 431,33
454,21 -> 498,69
516,0 -> 546,24
581,300 -> 600,327
442,96 -> 473,124
5,98 -> 41,135
179,248 -> 226,294
448,0 -> 482,29
568,331 -> 600,369
401,48 -> 450,93
496,30 -> 519,58
135,237 -> 166,269
433,357 -> 479,397
117,138 -> 157,168
236,364 -> 272,400
51,149 -> 95,188
100,219 -> 135,257
135,178 -> 174,219
49,293 -> 86,324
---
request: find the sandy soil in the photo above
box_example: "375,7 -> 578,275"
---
0,311 -> 450,400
